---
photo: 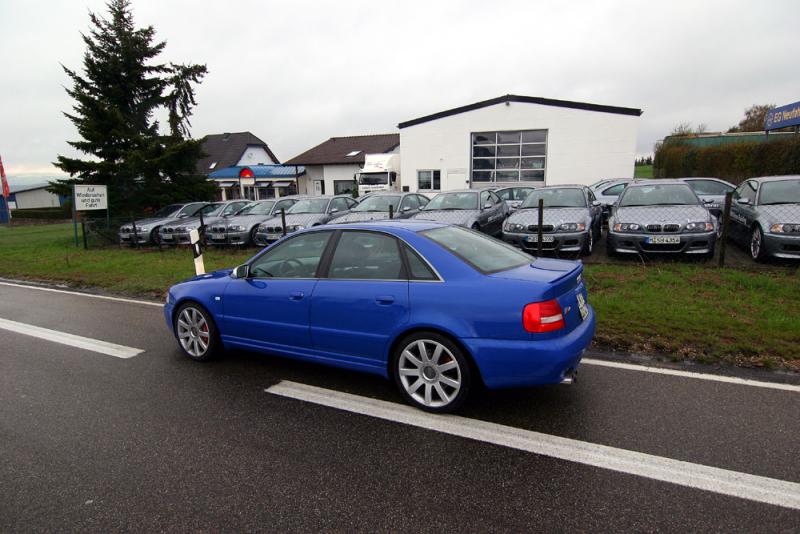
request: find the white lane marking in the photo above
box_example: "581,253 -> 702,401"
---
0,280 -> 162,307
266,380 -> 800,511
0,317 -> 143,358
582,358 -> 800,393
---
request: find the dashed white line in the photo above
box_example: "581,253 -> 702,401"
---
0,280 -> 162,307
0,317 -> 143,358
266,380 -> 800,511
582,358 -> 800,392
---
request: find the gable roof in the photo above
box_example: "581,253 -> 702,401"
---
284,134 -> 400,166
195,132 -> 279,175
398,94 -> 643,129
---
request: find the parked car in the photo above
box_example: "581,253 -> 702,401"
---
502,185 -> 602,256
332,192 -> 429,223
410,189 -> 506,235
680,177 -> 735,220
253,195 -> 358,246
207,197 -> 300,247
607,180 -> 717,258
727,176 -> 800,261
118,202 -> 208,245
164,220 -> 595,413
493,186 -> 536,212
594,179 -> 632,223
159,200 -> 251,245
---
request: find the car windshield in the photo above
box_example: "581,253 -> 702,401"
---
589,179 -> 612,190
180,203 -> 207,217
619,184 -> 699,207
759,180 -> 800,205
521,188 -> 586,208
154,204 -> 182,217
202,203 -> 225,216
421,226 -> 532,274
423,192 -> 478,210
352,195 -> 401,212
360,173 -> 389,185
288,198 -> 329,214
238,201 -> 275,215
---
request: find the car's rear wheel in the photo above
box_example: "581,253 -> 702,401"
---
174,303 -> 220,361
750,225 -> 766,262
581,228 -> 594,256
392,332 -> 472,413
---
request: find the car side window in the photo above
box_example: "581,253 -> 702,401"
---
497,189 -> 511,201
400,195 -> 419,211
249,231 -> 331,279
735,181 -> 756,203
480,191 -> 492,207
274,199 -> 295,212
517,188 -> 533,201
690,180 -> 734,195
329,198 -> 349,213
403,245 -> 438,281
603,183 -> 626,197
345,198 -> 358,209
328,231 -> 405,280
489,191 -> 501,204
416,194 -> 429,207
587,189 -> 597,203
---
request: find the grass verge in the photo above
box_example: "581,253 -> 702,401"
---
1,223 -> 798,370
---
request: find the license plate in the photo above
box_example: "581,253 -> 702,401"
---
577,293 -> 589,321
646,236 -> 680,244
162,235 -> 173,241
526,235 -> 555,243
119,233 -> 130,239
267,233 -> 282,241
211,233 -> 225,240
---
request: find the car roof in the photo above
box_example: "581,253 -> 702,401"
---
747,175 -> 800,183
433,189 -> 480,194
312,219 -> 446,233
628,179 -> 689,187
534,184 -> 586,190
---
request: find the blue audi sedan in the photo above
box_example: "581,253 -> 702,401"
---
164,220 -> 595,412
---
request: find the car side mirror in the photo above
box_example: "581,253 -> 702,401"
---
483,202 -> 493,209
592,200 -> 601,206
231,264 -> 249,279
401,206 -> 411,212
735,198 -> 751,205
703,198 -> 714,204
178,214 -> 189,219
329,208 -> 340,214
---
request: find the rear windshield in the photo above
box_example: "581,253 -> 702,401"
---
619,184 -> 699,207
521,188 -> 586,208
759,180 -> 800,205
421,226 -> 532,274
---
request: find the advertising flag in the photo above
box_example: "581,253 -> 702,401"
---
0,155 -> 9,199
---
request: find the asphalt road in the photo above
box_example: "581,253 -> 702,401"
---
1,282 -> 799,532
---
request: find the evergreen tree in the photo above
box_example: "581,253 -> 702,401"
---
51,0 -> 215,215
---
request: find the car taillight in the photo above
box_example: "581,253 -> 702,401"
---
523,300 -> 565,333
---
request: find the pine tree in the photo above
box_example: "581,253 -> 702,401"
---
51,0 -> 215,215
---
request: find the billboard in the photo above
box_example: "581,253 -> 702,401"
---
74,184 -> 108,210
765,101 -> 800,131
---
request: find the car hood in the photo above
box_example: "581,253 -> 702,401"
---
757,203 -> 800,223
162,215 -> 224,229
507,207 -> 589,227
335,212 -> 391,223
220,214 -> 273,228
614,205 -> 711,225
411,210 -> 479,226
261,213 -> 328,228
125,216 -> 176,229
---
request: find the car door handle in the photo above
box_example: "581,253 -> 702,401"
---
289,291 -> 305,301
375,295 -> 395,305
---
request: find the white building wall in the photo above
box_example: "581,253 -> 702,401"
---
236,145 -> 278,166
399,101 -> 639,192
322,164 -> 360,195
15,188 -> 61,209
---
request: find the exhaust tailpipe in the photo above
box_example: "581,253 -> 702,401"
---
560,369 -> 577,385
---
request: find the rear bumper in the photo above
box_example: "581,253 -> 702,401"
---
463,305 -> 596,389
502,230 -> 588,253
608,231 -> 715,254
764,233 -> 800,259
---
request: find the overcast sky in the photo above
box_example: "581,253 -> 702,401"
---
1,0 -> 798,177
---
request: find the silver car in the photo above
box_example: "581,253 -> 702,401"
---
159,200 -> 251,245
333,192 -> 429,224
207,197 -> 300,246
410,189 -> 506,235
118,202 -> 207,245
680,177 -> 735,221
502,185 -> 603,256
607,180 -> 717,258
493,186 -> 535,213
728,176 -> 800,261
253,195 -> 358,246
594,179 -> 632,223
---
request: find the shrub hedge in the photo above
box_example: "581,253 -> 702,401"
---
11,206 -> 71,220
654,136 -> 800,185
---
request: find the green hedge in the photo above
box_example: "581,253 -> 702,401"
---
11,207 -> 71,220
654,136 -> 800,185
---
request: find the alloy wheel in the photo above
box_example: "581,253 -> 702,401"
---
176,307 -> 210,357
750,227 -> 762,260
398,339 -> 462,409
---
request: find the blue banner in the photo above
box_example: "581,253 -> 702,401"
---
765,101 -> 800,130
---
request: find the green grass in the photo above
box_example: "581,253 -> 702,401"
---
2,223 -> 799,369
634,164 -> 653,178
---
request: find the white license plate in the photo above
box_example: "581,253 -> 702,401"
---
266,233 -> 282,241
211,233 -> 225,240
162,235 -> 173,241
646,236 -> 680,244
526,235 -> 555,243
577,293 -> 589,321
120,233 -> 130,239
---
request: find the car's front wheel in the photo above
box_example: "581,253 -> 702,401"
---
392,332 -> 472,413
750,225 -> 766,262
174,303 -> 220,361
581,228 -> 594,256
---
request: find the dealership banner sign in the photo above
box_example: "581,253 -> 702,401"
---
73,184 -> 108,211
765,101 -> 800,130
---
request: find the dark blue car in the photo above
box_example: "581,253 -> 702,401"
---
164,221 -> 595,412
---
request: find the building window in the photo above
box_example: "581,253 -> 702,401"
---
471,130 -> 547,184
417,170 -> 441,191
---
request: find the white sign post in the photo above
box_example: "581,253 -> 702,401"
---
72,185 -> 109,247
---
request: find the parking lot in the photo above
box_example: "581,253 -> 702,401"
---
1,281 -> 799,531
